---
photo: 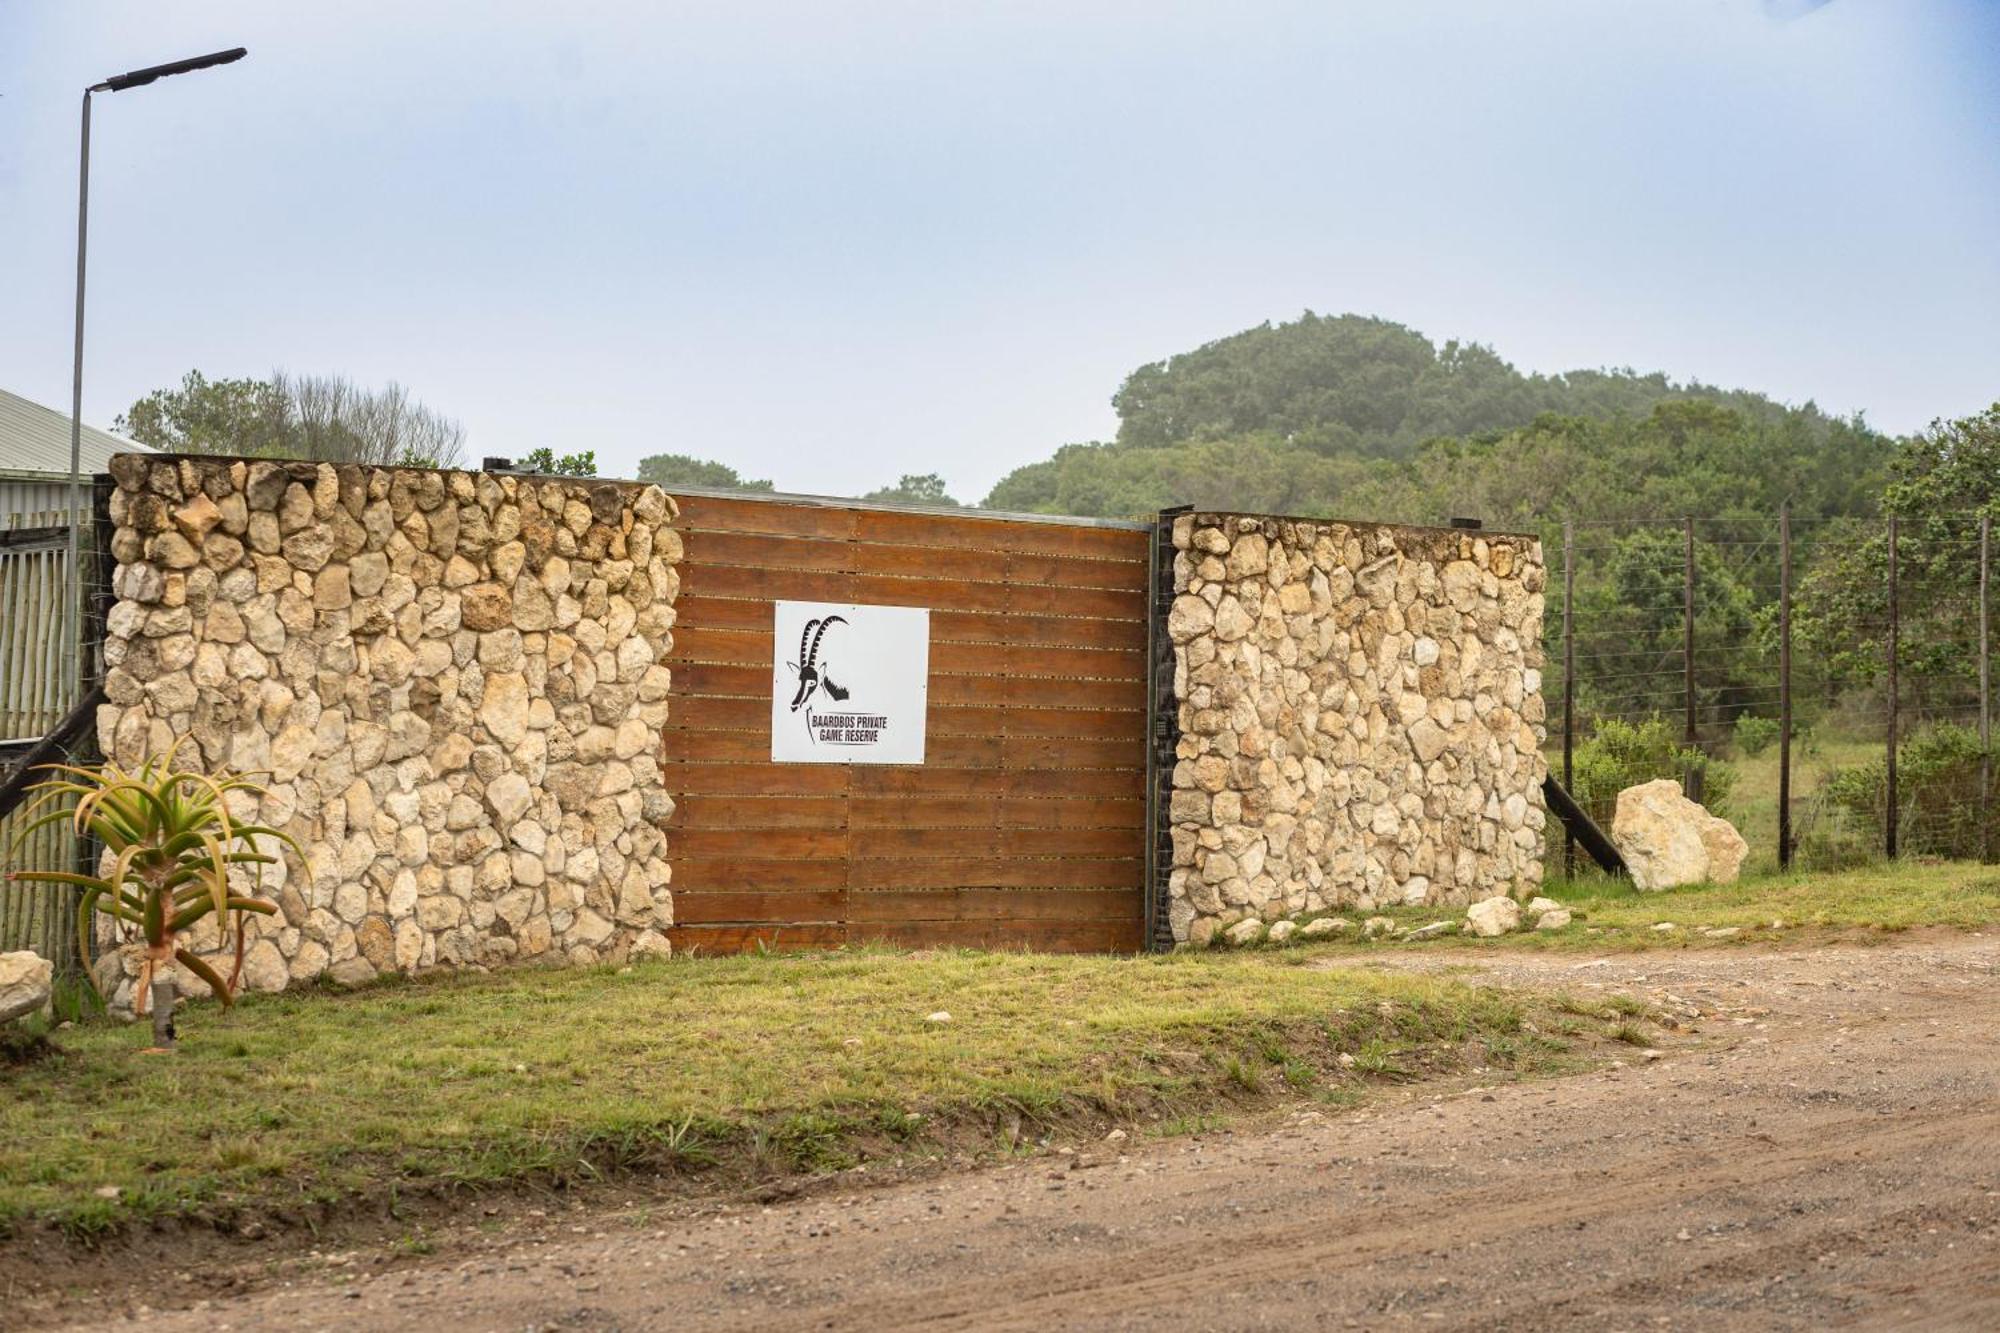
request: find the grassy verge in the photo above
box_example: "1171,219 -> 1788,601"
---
1310,860 -> 2000,952
0,947 -> 1604,1242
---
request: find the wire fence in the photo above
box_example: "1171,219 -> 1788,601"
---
1544,509 -> 1996,878
0,478 -> 114,977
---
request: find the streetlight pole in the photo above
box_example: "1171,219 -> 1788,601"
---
66,47 -> 246,698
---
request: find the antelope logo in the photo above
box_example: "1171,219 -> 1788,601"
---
786,615 -> 850,722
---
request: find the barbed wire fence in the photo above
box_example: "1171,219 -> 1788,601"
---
1545,507 -> 1995,880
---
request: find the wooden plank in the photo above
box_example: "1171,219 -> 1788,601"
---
849,767 -> 1144,798
847,888 -> 1144,923
932,609 -> 1148,652
673,828 -> 848,860
672,631 -> 1142,683
928,641 -> 1144,681
682,564 -> 854,605
665,796 -> 846,829
846,918 -> 1143,953
672,496 -> 856,540
847,796 -> 1142,829
849,827 -> 1001,858
663,695 -> 771,731
846,573 -> 1013,613
685,528 -> 851,573
667,859 -> 849,891
1002,581 -> 1145,621
666,764 -> 849,796
928,675 -> 1140,711
1002,735 -> 1145,770
850,826 -> 1141,859
666,923 -> 850,954
670,890 -> 847,924
850,857 -> 1141,890
674,597 -> 1147,651
852,508 -> 1146,562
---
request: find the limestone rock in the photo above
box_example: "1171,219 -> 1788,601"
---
1298,916 -> 1350,938
0,951 -> 53,1025
1464,895 -> 1521,937
1611,779 -> 1747,890
1533,907 -> 1572,931
1264,919 -> 1298,945
1223,918 -> 1266,946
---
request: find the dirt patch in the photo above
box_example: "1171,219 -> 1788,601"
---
17,931 -> 2000,1329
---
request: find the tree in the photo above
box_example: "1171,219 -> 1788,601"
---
1794,404 -> 2000,719
861,473 -> 960,507
116,371 -> 289,457
116,370 -> 466,468
635,453 -> 775,492
520,447 -> 596,477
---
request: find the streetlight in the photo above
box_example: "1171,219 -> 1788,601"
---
67,47 -> 247,696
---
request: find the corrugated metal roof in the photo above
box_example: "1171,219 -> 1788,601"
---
0,388 -> 151,478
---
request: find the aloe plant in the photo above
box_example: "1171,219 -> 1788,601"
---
5,742 -> 298,1049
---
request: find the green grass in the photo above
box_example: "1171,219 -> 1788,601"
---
1306,860 -> 2000,952
0,946 -> 1581,1240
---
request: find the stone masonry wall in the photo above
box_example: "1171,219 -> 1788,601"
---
94,455 -> 682,1003
1165,513 -> 1547,946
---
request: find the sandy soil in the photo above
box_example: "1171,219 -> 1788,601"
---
49,933 -> 2000,1330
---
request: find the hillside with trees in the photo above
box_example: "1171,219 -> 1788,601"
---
981,312 -> 1893,528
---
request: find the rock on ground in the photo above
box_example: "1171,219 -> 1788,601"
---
0,951 -> 53,1025
1610,779 -> 1748,891
1464,895 -> 1522,937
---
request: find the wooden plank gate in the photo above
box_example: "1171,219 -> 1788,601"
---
663,493 -> 1152,953
0,524 -> 86,971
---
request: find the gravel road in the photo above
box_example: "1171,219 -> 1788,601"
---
67,933 -> 2000,1330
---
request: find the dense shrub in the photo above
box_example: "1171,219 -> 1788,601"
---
1568,716 -> 1736,824
1822,723 -> 1996,861
1733,714 -> 1779,758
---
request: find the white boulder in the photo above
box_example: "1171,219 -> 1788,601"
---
0,951 -> 53,1025
1611,779 -> 1749,891
1464,896 -> 1521,938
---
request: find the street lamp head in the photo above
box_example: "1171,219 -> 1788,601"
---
92,47 -> 247,93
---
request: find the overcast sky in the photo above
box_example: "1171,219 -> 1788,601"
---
2,1 -> 1995,501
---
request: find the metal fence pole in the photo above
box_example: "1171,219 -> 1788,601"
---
1682,515 -> 1699,802
1886,514 -> 1899,859
1562,520 -> 1575,879
1779,502 -> 1792,870
1981,512 -> 1991,863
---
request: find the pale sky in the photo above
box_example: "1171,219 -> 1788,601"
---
2,1 -> 1996,502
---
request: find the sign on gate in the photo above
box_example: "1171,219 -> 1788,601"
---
770,600 -> 929,764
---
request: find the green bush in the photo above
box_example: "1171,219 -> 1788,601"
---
1569,717 -> 1736,825
1822,722 -> 1996,861
1733,714 -> 1779,758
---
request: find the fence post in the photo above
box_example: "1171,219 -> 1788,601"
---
1143,505 -> 1191,952
1683,515 -> 1700,801
1779,502 -> 1792,870
1562,520 -> 1575,879
1886,514 -> 1899,859
1981,513 -> 1991,863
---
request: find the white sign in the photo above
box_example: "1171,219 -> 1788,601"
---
771,601 -> 929,764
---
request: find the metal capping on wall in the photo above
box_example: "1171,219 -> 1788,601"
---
1143,505 -> 1191,952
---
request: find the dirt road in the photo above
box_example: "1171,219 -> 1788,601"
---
70,934 -> 2000,1330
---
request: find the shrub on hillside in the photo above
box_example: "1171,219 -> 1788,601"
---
1823,722 -> 1996,861
1569,716 -> 1736,823
1733,714 -> 1779,758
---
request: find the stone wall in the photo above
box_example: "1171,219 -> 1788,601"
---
1164,513 -> 1547,946
94,455 -> 682,1003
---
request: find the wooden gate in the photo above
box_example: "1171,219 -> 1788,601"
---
0,525 -> 84,970
663,493 -> 1150,953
